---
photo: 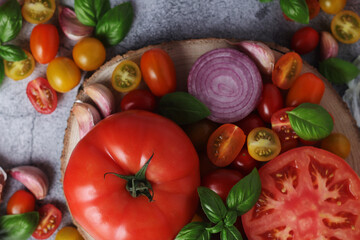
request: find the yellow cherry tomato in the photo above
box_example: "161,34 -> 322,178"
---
319,0 -> 346,15
72,37 -> 106,71
321,133 -> 351,159
331,10 -> 360,44
55,226 -> 84,240
4,50 -> 35,81
111,60 -> 141,93
22,0 -> 56,24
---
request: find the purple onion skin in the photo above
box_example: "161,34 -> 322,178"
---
188,48 -> 263,123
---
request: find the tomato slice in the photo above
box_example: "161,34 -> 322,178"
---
272,52 -> 302,90
22,0 -> 56,24
247,127 -> 281,161
242,147 -> 360,240
32,204 -> 62,239
111,60 -> 141,93
331,10 -> 360,44
207,123 -> 246,167
4,50 -> 35,81
26,77 -> 58,114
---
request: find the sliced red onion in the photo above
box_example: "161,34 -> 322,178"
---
188,48 -> 263,123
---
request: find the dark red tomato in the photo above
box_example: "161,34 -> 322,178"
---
230,148 -> 261,176
286,72 -> 325,107
30,24 -> 59,64
272,52 -> 302,90
291,27 -> 320,55
120,89 -> 156,112
242,147 -> 360,239
271,107 -> 299,152
283,0 -> 320,21
202,169 -> 243,202
183,119 -> 219,152
234,112 -> 265,135
257,83 -> 284,123
32,204 -> 62,239
26,77 -> 58,114
6,190 -> 35,215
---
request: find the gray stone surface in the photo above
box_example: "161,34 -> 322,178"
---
0,0 -> 359,239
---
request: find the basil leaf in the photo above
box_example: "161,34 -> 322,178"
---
198,187 -> 227,224
0,212 -> 39,240
0,45 -> 26,62
95,2 -> 134,46
0,59 -> 4,85
226,168 -> 261,215
224,210 -> 237,227
175,222 -> 211,240
259,0 -> 273,2
280,0 -> 309,24
158,92 -> 211,125
319,58 -> 360,84
206,221 -> 224,234
220,225 -> 243,240
287,103 -> 333,141
0,0 -> 22,43
75,0 -> 110,27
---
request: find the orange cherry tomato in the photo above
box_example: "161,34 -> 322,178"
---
22,0 -> 56,24
321,133 -> 351,159
7,190 -> 36,215
331,10 -> 360,44
272,52 -> 302,90
30,24 -> 59,64
319,0 -> 346,15
247,127 -> 281,161
72,37 -> 106,71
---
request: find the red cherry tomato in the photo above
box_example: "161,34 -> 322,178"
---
120,89 -> 156,112
30,24 -> 59,64
291,27 -> 320,55
257,83 -> 284,123
234,112 -> 265,135
26,77 -> 58,114
230,148 -> 261,176
272,52 -> 303,90
32,204 -> 62,239
6,190 -> 35,215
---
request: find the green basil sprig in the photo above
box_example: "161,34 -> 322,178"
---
0,45 -> 27,62
0,212 -> 39,240
287,103 -> 333,141
279,0 -> 309,24
75,0 -> 111,27
175,169 -> 261,240
319,58 -> 360,85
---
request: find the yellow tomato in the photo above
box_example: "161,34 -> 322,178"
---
321,133 -> 351,159
319,0 -> 346,15
22,0 -> 56,24
331,10 -> 360,44
111,60 -> 141,92
72,38 -> 106,71
4,50 -> 35,81
55,226 -> 84,240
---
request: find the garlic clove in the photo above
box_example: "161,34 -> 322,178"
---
0,166 -> 6,202
58,6 -> 94,41
228,40 -> 275,76
72,101 -> 101,139
320,31 -> 339,61
84,83 -> 115,118
9,166 -> 49,200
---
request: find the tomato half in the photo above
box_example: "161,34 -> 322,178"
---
140,48 -> 176,97
207,123 -> 246,167
242,147 -> 360,240
72,37 -> 106,71
112,60 -> 141,93
319,0 -> 346,15
247,127 -> 281,161
257,83 -> 284,123
6,190 -> 35,215
26,77 -> 58,114
4,50 -> 35,81
64,111 -> 200,240
22,0 -> 56,24
32,204 -> 62,239
321,133 -> 351,159
120,89 -> 156,112
331,10 -> 360,44
30,24 -> 59,64
235,112 -> 265,135
272,52 -> 303,90
291,27 -> 320,55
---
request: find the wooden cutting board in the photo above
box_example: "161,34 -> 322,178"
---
60,38 -> 360,239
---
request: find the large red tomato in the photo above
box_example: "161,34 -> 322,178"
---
242,147 -> 360,239
64,110 -> 200,240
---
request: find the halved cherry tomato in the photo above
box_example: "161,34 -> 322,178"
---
72,37 -> 106,71
319,0 -> 346,15
6,190 -> 35,215
32,204 -> 62,239
230,148 -> 261,176
112,60 -> 141,93
321,133 -> 351,159
247,127 -> 281,161
22,0 -> 56,24
331,10 -> 360,44
291,27 -> 320,55
235,112 -> 265,135
207,124 -> 246,167
286,72 -> 325,107
283,0 -> 320,21
120,89 -> 156,112
4,50 -> 35,81
183,119 -> 219,152
272,52 -> 302,90
256,83 -> 284,123
30,24 -> 59,64
140,48 -> 176,96
26,77 -> 58,114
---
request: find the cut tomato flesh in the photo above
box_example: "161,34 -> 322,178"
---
242,147 -> 360,240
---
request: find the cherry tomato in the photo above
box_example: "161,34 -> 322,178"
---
183,119 -> 219,152
30,24 -> 59,64
32,204 -> 62,239
283,0 -> 320,21
112,60 -> 141,93
120,89 -> 156,112
72,37 -> 106,71
272,52 -> 302,90
55,226 -> 84,240
291,27 -> 320,55
257,83 -> 284,123
319,0 -> 346,15
202,168 -> 243,202
47,57 -> 81,93
234,112 -> 265,135
6,190 -> 35,215
247,127 -> 281,161
4,50 -> 35,81
321,133 -> 351,159
207,124 -> 246,167
140,48 -> 176,97
286,73 -> 325,107
331,10 -> 360,44
230,148 -> 261,176
22,0 -> 56,24
26,77 -> 58,114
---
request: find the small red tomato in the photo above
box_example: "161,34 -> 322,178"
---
234,112 -> 265,135
7,190 -> 36,215
120,89 -> 156,112
30,24 -> 59,64
257,83 -> 284,123
26,77 -> 58,114
291,27 -> 320,55
230,148 -> 261,176
32,204 -> 62,239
